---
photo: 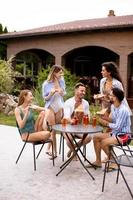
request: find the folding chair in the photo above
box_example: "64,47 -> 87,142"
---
16,122 -> 54,171
102,134 -> 133,199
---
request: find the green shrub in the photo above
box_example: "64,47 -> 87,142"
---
0,59 -> 14,93
63,68 -> 79,100
34,66 -> 80,105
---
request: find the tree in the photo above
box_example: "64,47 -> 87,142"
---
0,23 -> 8,34
3,27 -> 8,33
0,23 -> 8,59
0,58 -> 15,93
0,24 -> 3,33
0,42 -> 6,59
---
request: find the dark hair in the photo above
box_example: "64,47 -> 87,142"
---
74,82 -> 86,89
102,61 -> 123,86
112,87 -> 124,102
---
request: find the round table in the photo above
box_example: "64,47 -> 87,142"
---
52,123 -> 103,179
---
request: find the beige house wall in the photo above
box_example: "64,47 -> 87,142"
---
7,30 -> 133,96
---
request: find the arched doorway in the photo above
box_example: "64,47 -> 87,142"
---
128,53 -> 133,98
13,48 -> 55,89
63,46 -> 119,96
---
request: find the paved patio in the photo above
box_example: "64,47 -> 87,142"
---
0,125 -> 133,200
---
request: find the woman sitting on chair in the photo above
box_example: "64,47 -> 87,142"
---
15,89 -> 50,142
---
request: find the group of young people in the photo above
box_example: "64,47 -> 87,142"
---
15,62 -> 132,169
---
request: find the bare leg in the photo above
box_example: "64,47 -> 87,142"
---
63,133 -> 75,157
101,136 -> 118,159
45,108 -> 56,154
45,108 -> 62,155
93,132 -> 110,165
83,135 -> 92,145
35,111 -> 45,132
101,136 -> 120,169
21,131 -> 50,142
55,109 -> 63,124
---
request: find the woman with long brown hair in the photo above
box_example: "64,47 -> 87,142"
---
94,61 -> 132,116
15,89 -> 50,142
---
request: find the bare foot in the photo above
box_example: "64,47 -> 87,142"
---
72,155 -> 78,161
46,151 -> 52,156
101,157 -> 108,163
92,161 -> 102,167
109,163 -> 118,169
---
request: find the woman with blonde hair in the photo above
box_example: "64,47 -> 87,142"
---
15,89 -> 50,142
42,64 -> 66,159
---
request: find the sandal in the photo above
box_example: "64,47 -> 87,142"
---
72,155 -> 78,161
104,166 -> 118,172
46,151 -> 53,156
86,161 -> 102,168
49,154 -> 57,160
104,163 -> 118,172
92,161 -> 102,168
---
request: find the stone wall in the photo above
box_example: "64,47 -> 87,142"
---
0,93 -> 18,115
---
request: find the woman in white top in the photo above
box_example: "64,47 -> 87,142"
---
42,65 -> 66,158
94,61 -> 132,116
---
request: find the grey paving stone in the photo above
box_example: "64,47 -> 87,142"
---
0,125 -> 133,200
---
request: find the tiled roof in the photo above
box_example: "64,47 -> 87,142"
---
0,14 -> 133,39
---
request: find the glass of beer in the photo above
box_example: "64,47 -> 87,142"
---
73,117 -> 79,125
82,115 -> 89,126
61,118 -> 68,127
92,116 -> 97,128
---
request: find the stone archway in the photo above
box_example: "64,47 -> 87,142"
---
62,46 -> 119,96
13,48 -> 55,89
15,48 -> 55,72
63,46 -> 119,76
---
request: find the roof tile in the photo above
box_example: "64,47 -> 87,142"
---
0,14 -> 133,39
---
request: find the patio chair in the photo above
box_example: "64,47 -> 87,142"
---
15,122 -> 54,171
102,134 -> 133,199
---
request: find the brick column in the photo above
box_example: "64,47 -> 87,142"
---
119,54 -> 128,97
55,55 -> 62,65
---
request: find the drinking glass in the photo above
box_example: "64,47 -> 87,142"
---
61,118 -> 68,127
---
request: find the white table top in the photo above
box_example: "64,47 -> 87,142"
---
52,124 -> 103,134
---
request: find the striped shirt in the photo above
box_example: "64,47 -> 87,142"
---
109,103 -> 131,136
